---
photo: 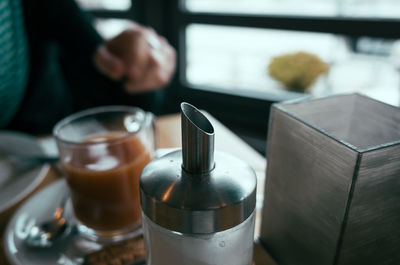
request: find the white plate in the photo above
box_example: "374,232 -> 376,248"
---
0,131 -> 50,213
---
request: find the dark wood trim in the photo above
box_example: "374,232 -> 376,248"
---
179,12 -> 400,38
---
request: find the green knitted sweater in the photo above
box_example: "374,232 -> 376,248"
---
0,0 -> 28,127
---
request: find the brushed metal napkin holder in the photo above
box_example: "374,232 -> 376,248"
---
260,93 -> 400,265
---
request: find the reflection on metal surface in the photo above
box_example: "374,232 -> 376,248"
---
181,102 -> 215,173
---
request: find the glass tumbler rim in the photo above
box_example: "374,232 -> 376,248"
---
53,105 -> 146,146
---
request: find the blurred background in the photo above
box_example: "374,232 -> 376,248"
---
77,0 -> 400,154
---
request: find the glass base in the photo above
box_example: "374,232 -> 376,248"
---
76,221 -> 143,244
65,199 -> 143,244
142,212 -> 255,265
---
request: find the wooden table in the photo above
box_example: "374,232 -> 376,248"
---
0,113 -> 276,265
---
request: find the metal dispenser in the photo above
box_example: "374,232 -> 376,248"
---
140,102 -> 257,265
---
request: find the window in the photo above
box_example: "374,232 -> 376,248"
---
186,25 -> 345,99
77,0 -> 131,11
184,0 -> 400,18
76,0 -> 135,40
168,0 -> 400,153
79,0 -> 400,153
94,19 -> 133,39
185,25 -> 400,106
179,0 -> 400,104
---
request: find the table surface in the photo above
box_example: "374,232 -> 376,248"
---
0,112 -> 276,265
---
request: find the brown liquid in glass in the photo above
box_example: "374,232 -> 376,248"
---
63,134 -> 151,231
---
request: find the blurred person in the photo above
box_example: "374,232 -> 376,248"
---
0,0 -> 176,134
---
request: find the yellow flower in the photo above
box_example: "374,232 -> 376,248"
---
268,51 -> 329,93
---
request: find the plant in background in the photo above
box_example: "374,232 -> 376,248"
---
268,51 -> 329,93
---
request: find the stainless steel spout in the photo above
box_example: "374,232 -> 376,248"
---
181,102 -> 215,173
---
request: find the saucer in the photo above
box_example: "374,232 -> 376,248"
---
4,180 -> 74,265
4,179 -> 145,265
0,131 -> 50,213
4,180 -> 102,265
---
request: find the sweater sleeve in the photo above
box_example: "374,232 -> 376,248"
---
44,0 -> 104,58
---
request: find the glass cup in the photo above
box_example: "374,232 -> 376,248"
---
53,106 -> 155,242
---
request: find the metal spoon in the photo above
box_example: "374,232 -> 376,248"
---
0,132 -> 59,164
25,191 -> 70,248
1,153 -> 59,164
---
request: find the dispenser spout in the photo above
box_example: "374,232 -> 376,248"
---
181,102 -> 215,173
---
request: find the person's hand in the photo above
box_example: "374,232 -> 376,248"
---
94,23 -> 176,93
